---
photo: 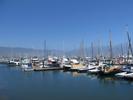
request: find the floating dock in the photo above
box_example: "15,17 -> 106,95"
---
34,67 -> 63,71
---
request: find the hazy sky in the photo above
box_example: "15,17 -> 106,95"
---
0,0 -> 133,50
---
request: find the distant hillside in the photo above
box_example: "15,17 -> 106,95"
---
0,47 -> 41,57
0,47 -> 64,57
0,44 -> 131,57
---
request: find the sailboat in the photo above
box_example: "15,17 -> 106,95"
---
115,29 -> 133,79
87,42 -> 103,74
98,30 -> 121,76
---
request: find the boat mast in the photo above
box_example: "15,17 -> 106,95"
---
79,40 -> 85,58
10,47 -> 14,60
121,43 -> 124,57
99,33 -> 103,58
43,40 -> 46,67
91,42 -> 94,60
62,41 -> 65,57
97,34 -> 102,60
127,31 -> 133,61
109,30 -> 113,61
44,40 -> 47,59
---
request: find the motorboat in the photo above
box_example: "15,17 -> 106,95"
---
98,64 -> 121,76
70,59 -> 86,71
115,72 -> 128,78
87,62 -> 104,74
21,58 -> 31,69
115,66 -> 133,79
60,57 -> 71,70
8,59 -> 20,66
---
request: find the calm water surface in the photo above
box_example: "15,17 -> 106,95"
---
0,64 -> 133,100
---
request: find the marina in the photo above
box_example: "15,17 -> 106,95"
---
0,27 -> 133,99
0,51 -> 133,80
1,0 -> 133,100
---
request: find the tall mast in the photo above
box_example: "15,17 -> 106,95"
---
10,47 -> 13,59
62,41 -> 65,57
121,43 -> 124,56
80,40 -> 85,58
44,40 -> 47,59
91,42 -> 94,60
109,30 -> 113,60
97,34 -> 102,59
127,31 -> 133,59
99,33 -> 103,58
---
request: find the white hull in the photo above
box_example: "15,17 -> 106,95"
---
125,72 -> 133,78
64,65 -> 71,68
78,67 -> 88,71
88,68 -> 100,74
115,72 -> 133,79
23,68 -> 33,72
115,72 -> 127,77
21,64 -> 29,69
88,65 -> 98,70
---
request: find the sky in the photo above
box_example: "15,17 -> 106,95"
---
0,0 -> 133,50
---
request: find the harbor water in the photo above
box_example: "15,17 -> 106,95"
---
0,64 -> 133,100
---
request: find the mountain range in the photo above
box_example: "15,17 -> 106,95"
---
0,43 -> 130,58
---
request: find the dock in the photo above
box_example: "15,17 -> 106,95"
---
33,67 -> 63,71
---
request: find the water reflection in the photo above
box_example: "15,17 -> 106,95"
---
71,72 -> 81,77
66,70 -> 133,86
97,75 -> 133,86
86,74 -> 98,80
98,76 -> 118,86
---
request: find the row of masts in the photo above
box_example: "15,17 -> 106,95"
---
43,28 -> 133,62
84,28 -> 133,63
127,31 -> 133,60
7,27 -> 132,64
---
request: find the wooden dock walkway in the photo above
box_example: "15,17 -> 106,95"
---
34,67 -> 63,71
